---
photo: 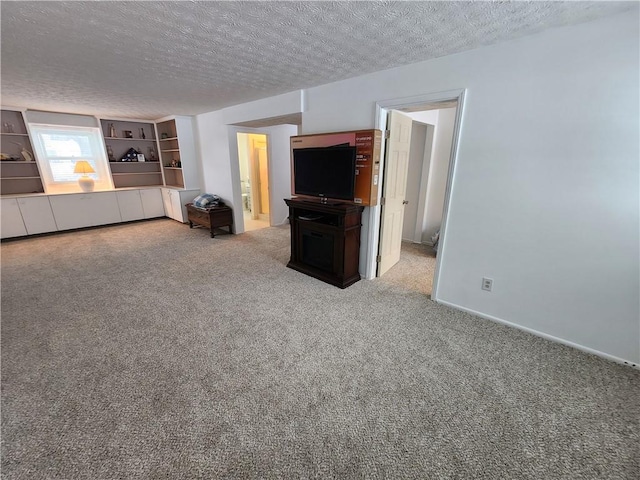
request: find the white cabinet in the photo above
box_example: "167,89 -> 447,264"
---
161,187 -> 184,221
139,188 -> 165,218
161,187 -> 199,223
2,195 -> 57,239
88,192 -> 121,226
3,188 -> 166,239
116,188 -> 165,222
49,194 -> 93,230
1,198 -> 27,238
116,190 -> 145,222
171,192 -> 185,222
161,187 -> 174,219
17,196 -> 57,235
50,192 -> 121,231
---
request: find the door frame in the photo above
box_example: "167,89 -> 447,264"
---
228,127 -> 273,233
251,136 -> 270,221
369,89 -> 466,301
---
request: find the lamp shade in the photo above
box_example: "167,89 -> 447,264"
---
73,160 -> 95,174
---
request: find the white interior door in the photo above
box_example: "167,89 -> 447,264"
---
378,110 -> 413,276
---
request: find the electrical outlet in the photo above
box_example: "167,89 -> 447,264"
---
482,277 -> 493,292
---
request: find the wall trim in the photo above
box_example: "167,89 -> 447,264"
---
436,298 -> 639,370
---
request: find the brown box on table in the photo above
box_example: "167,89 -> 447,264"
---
290,129 -> 382,206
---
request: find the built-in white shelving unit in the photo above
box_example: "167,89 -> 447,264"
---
0,109 -> 44,195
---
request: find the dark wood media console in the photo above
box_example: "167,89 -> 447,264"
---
285,198 -> 364,288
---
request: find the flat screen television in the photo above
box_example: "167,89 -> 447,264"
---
292,146 -> 357,202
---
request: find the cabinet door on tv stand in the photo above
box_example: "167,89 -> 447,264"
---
300,227 -> 336,274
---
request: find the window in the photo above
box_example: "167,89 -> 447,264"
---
29,124 -> 112,194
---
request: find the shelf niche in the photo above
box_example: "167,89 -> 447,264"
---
100,118 -> 162,189
157,119 -> 184,187
1,109 -> 44,195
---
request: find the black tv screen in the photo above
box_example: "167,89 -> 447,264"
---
293,146 -> 356,201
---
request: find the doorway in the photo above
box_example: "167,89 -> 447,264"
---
374,90 -> 465,300
236,133 -> 270,232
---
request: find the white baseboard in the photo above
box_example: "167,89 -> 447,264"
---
401,237 -> 434,246
435,299 -> 639,369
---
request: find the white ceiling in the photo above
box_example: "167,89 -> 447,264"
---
1,1 -> 634,121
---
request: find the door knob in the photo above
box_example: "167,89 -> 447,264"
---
402,200 -> 409,205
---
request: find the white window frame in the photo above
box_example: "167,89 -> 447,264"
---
29,123 -> 113,194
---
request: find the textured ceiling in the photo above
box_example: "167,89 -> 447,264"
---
0,1 -> 634,120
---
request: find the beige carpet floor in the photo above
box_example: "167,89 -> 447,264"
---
382,241 -> 437,296
242,211 -> 270,232
1,219 -> 638,479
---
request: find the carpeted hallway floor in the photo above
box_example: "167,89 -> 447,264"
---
1,219 -> 638,479
387,240 -> 437,297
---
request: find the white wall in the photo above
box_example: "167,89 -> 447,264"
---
220,91 -> 303,125
263,124 -> 298,226
422,107 -> 456,243
195,92 -> 303,231
402,121 -> 427,241
293,12 -> 639,364
195,110 -> 235,204
406,110 -> 438,244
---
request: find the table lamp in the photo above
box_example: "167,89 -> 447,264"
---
74,160 -> 95,192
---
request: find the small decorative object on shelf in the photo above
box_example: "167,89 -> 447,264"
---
140,128 -> 145,139
137,153 -> 145,162
124,130 -> 133,138
161,133 -> 168,139
109,123 -> 117,137
11,142 -> 33,161
148,147 -> 157,161
20,147 -> 33,162
106,145 -> 115,161
3,122 -> 15,133
121,147 -> 140,162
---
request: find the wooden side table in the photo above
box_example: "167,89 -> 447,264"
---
186,203 -> 233,238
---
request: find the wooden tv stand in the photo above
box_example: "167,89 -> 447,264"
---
284,198 -> 364,288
